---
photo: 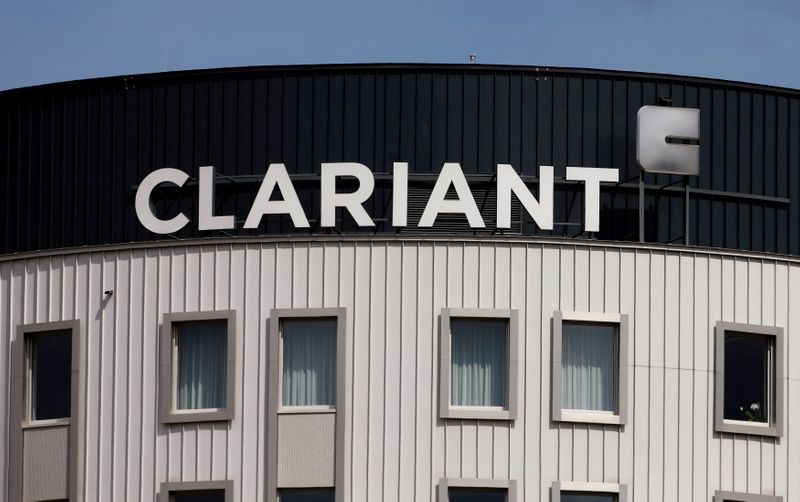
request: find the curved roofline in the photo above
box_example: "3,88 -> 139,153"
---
2,62 -> 799,97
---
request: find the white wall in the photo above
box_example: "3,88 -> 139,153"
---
1,238 -> 797,501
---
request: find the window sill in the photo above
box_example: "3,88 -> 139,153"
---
22,417 -> 71,430
162,408 -> 233,424
442,406 -> 514,421
278,405 -> 336,415
717,419 -> 780,438
555,410 -> 623,425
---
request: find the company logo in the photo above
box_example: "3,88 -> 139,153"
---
637,106 -> 700,176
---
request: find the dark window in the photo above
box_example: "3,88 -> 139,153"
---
561,493 -> 617,502
171,489 -> 225,502
449,488 -> 507,502
724,332 -> 773,423
29,331 -> 72,420
279,489 -> 335,502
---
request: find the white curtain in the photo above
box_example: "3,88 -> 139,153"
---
562,322 -> 617,412
282,319 -> 337,406
176,322 -> 227,410
450,319 -> 508,407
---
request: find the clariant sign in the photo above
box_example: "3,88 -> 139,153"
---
135,163 -> 619,235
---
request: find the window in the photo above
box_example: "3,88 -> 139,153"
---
160,311 -> 236,423
281,318 -> 338,408
11,320 -> 81,502
268,308 -> 346,502
715,322 -> 783,437
27,330 -> 72,421
551,482 -> 626,502
439,479 -> 516,502
713,491 -> 783,502
439,309 -> 519,420
278,488 -> 335,502
552,311 -> 628,425
160,481 -> 232,502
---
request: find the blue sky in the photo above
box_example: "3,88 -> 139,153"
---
1,0 -> 799,91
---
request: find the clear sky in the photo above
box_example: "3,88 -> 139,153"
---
1,0 -> 799,92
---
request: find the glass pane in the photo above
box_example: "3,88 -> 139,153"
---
449,488 -> 507,502
561,493 -> 617,502
562,322 -> 617,412
176,321 -> 227,410
450,319 -> 508,407
724,332 -> 771,422
282,319 -> 337,406
172,490 -> 225,502
279,488 -> 335,502
30,331 -> 72,420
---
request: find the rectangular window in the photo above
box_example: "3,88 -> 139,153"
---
160,311 -> 236,424
450,319 -> 508,407
715,322 -> 783,437
440,309 -> 519,421
560,493 -> 617,502
27,331 -> 72,421
438,479 -> 516,502
552,312 -> 628,425
448,488 -> 507,502
278,488 -> 335,502
551,482 -> 626,502
175,321 -> 227,410
160,481 -> 232,502
281,319 -> 337,407
171,490 -> 225,502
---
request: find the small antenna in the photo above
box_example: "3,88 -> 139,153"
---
469,52 -> 478,64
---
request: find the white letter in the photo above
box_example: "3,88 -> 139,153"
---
198,166 -> 235,231
393,162 -> 408,227
244,164 -> 310,228
134,168 -> 190,234
419,163 -> 485,228
496,164 -> 553,230
565,167 -> 619,232
320,162 -> 375,227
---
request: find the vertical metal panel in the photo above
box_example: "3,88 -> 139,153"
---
0,239 -> 799,500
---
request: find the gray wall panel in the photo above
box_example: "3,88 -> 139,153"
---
0,237 -> 797,501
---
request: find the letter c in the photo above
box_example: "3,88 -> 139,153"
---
134,168 -> 190,234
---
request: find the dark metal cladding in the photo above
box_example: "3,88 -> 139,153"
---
1,64 -> 799,255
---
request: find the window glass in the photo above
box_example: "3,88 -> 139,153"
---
171,490 -> 225,502
562,322 -> 617,412
279,488 -> 335,502
724,332 -> 772,423
175,321 -> 227,410
450,319 -> 508,407
282,319 -> 337,407
561,493 -> 617,502
448,488 -> 507,502
30,331 -> 72,420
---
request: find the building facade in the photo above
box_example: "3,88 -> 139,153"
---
1,64 -> 799,502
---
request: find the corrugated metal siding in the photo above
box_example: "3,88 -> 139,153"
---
1,66 -> 799,254
0,238 -> 798,501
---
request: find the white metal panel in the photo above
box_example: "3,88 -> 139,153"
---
0,239 -> 796,501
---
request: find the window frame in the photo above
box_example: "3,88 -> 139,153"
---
438,478 -> 517,502
714,321 -> 784,438
159,480 -> 233,502
551,481 -> 627,502
267,308 -> 347,502
551,311 -> 629,425
713,491 -> 782,502
439,308 -> 519,421
11,319 -> 82,502
160,310 -> 236,424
